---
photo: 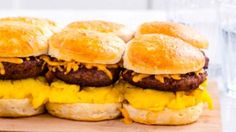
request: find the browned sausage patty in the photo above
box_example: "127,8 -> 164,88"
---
122,70 -> 207,91
54,65 -> 120,87
0,57 -> 44,80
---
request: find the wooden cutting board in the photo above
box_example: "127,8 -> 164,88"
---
0,80 -> 222,132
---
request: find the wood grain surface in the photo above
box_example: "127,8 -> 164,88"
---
0,80 -> 222,132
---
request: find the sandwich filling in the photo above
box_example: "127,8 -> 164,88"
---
121,50 -> 212,113
41,55 -> 120,87
123,80 -> 213,112
122,69 -> 207,91
0,56 -> 49,108
122,54 -> 209,91
0,56 -> 45,79
0,77 -> 49,108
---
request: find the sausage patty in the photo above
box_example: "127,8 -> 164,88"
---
0,57 -> 45,80
54,65 -> 120,87
122,70 -> 207,91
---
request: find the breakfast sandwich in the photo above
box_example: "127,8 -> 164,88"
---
42,29 -> 126,121
120,34 -> 213,125
0,17 -> 57,117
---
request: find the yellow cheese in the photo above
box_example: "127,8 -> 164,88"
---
57,66 -> 64,72
40,55 -> 65,66
132,74 -> 149,82
154,74 -> 181,83
85,64 -> 113,80
0,57 -> 24,75
41,55 -> 114,79
154,75 -> 166,83
124,80 -> 213,112
0,63 -> 5,75
131,69 -> 204,84
26,57 -> 30,61
41,55 -> 80,75
170,74 -> 181,80
65,62 -> 79,74
132,74 -> 168,83
0,77 -> 50,108
119,108 -> 133,124
132,74 -> 182,83
0,57 -> 23,64
48,80 -> 124,104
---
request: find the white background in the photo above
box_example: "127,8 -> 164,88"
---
0,0 -> 167,10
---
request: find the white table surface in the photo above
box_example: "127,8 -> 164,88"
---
0,10 -> 235,132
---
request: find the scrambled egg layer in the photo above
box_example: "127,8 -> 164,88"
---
48,80 -> 124,104
0,76 -> 212,112
0,78 -> 124,108
124,80 -> 213,112
0,77 -> 50,108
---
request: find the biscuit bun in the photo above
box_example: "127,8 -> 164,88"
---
46,103 -> 121,121
66,20 -> 133,42
48,29 -> 126,64
136,21 -> 208,49
123,34 -> 205,74
0,17 -> 59,34
0,17 -> 58,57
0,99 -> 44,117
123,103 -> 203,125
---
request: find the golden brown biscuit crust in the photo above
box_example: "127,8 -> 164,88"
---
48,29 -> 126,64
136,21 -> 208,49
66,20 -> 133,42
124,34 -> 205,74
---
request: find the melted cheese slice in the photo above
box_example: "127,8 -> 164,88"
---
48,80 -> 124,104
0,77 -> 50,108
124,80 -> 213,112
